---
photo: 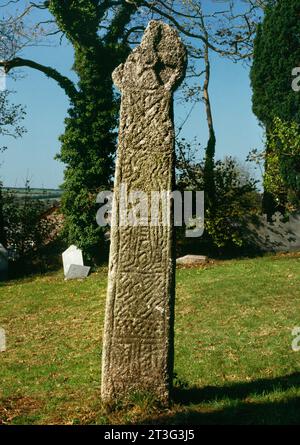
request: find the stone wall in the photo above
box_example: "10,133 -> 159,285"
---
250,212 -> 300,252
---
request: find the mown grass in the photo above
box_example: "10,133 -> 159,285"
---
0,253 -> 300,424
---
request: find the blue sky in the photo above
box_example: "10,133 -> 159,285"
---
1,2 -> 264,189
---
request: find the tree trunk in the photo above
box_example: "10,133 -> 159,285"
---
202,38 -> 216,210
0,185 -> 6,247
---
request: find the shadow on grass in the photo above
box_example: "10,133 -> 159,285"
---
146,373 -> 300,425
173,372 -> 300,405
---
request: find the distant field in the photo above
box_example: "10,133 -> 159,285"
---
1,253 -> 300,425
3,188 -> 63,201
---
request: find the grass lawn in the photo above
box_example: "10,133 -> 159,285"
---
0,252 -> 300,425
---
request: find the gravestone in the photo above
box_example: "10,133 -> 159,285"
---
62,245 -> 84,276
0,244 -> 8,281
65,264 -> 91,281
101,21 -> 187,406
62,245 -> 90,280
62,245 -> 83,275
0,328 -> 6,352
176,255 -> 208,266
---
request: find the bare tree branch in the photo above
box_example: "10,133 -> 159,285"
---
0,57 -> 78,102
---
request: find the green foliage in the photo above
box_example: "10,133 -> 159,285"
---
250,0 -> 300,212
205,157 -> 260,249
0,182 -> 5,246
2,182 -> 56,263
0,90 -> 26,246
177,145 -> 260,251
264,117 -> 300,210
250,0 -> 300,128
203,129 -> 216,209
47,1 -> 135,263
0,90 -> 26,152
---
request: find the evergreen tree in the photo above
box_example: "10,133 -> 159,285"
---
250,0 -> 300,212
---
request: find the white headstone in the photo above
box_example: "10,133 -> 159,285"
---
65,264 -> 91,281
62,245 -> 84,276
0,328 -> 6,352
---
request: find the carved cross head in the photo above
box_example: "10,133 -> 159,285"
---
113,20 -> 187,93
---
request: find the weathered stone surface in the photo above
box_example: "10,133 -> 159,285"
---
101,21 -> 187,405
248,211 -> 300,252
176,255 -> 208,265
62,245 -> 84,277
65,264 -> 91,281
0,244 -> 8,282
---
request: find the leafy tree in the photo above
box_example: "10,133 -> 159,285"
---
0,90 -> 26,246
0,90 -> 26,153
0,10 -> 27,247
206,157 -> 260,250
47,1 -> 135,262
250,0 -> 300,212
2,183 -> 57,267
0,1 -> 262,262
249,118 -> 300,212
175,1 -> 262,214
177,141 -> 260,252
201,16 -> 216,212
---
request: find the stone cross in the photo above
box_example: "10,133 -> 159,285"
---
101,21 -> 187,406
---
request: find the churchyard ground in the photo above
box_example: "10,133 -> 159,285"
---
0,252 -> 300,425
